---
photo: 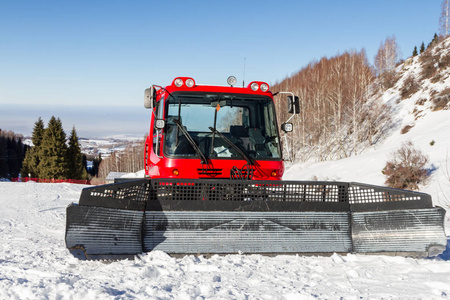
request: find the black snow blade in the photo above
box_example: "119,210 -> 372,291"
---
65,179 -> 447,259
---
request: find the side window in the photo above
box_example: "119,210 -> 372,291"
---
152,99 -> 164,156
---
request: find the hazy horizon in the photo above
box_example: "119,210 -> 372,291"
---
0,104 -> 150,139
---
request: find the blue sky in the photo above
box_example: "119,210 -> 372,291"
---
0,1 -> 443,137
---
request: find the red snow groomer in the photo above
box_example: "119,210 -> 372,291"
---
65,76 -> 447,260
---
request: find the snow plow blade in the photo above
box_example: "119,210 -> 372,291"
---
65,179 -> 447,260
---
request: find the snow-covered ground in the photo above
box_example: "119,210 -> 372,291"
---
284,109 -> 450,210
0,181 -> 450,299
3,40 -> 450,300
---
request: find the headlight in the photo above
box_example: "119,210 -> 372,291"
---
155,119 -> 165,129
282,123 -> 293,132
250,82 -> 259,91
174,78 -> 183,87
227,76 -> 237,86
260,83 -> 269,92
185,78 -> 195,87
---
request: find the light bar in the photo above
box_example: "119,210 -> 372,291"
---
248,81 -> 270,92
172,77 -> 196,88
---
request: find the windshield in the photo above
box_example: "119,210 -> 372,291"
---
163,92 -> 281,160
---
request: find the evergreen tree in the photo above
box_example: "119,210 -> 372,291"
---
0,130 -> 25,179
6,137 -> 20,178
427,33 -> 440,49
21,146 -> 33,178
38,116 -> 68,179
21,117 -> 45,178
0,136 -> 8,178
412,46 -> 418,56
32,118 -> 45,148
66,126 -> 86,179
420,42 -> 425,53
89,154 -> 102,177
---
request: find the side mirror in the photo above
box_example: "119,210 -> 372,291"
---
281,123 -> 293,133
288,96 -> 300,114
144,87 -> 156,109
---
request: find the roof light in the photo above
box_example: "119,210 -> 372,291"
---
250,82 -> 259,91
260,83 -> 269,92
227,76 -> 237,86
185,78 -> 195,87
174,78 -> 183,87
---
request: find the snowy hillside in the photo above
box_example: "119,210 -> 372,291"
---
285,38 -> 450,210
1,181 -> 450,299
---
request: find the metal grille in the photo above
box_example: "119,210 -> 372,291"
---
85,180 -> 151,202
349,184 -> 423,204
348,182 -> 432,211
78,179 -> 434,211
151,179 -> 348,203
197,168 -> 222,176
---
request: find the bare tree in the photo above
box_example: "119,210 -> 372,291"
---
382,141 -> 429,191
374,35 -> 401,89
272,50 -> 377,162
440,0 -> 450,37
97,138 -> 146,180
374,35 -> 400,76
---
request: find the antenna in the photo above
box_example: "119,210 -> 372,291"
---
242,57 -> 246,87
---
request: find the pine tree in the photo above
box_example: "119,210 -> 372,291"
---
38,116 -> 68,179
0,136 -> 8,178
21,117 -> 45,178
412,46 -> 418,56
21,147 -> 33,178
6,137 -> 20,178
66,126 -> 86,179
32,118 -> 45,148
89,155 -> 102,177
420,42 -> 425,54
427,33 -> 440,49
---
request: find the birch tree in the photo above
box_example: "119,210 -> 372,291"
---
440,0 -> 450,37
374,35 -> 400,88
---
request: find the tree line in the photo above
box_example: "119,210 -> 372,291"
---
96,139 -> 146,180
272,50 -> 392,162
0,130 -> 26,179
21,117 -> 88,180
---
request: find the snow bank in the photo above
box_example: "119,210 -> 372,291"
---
1,182 -> 450,299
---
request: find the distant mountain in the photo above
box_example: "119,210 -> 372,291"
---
0,104 -> 150,139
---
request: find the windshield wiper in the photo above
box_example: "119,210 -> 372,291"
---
173,119 -> 208,164
208,127 -> 254,165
